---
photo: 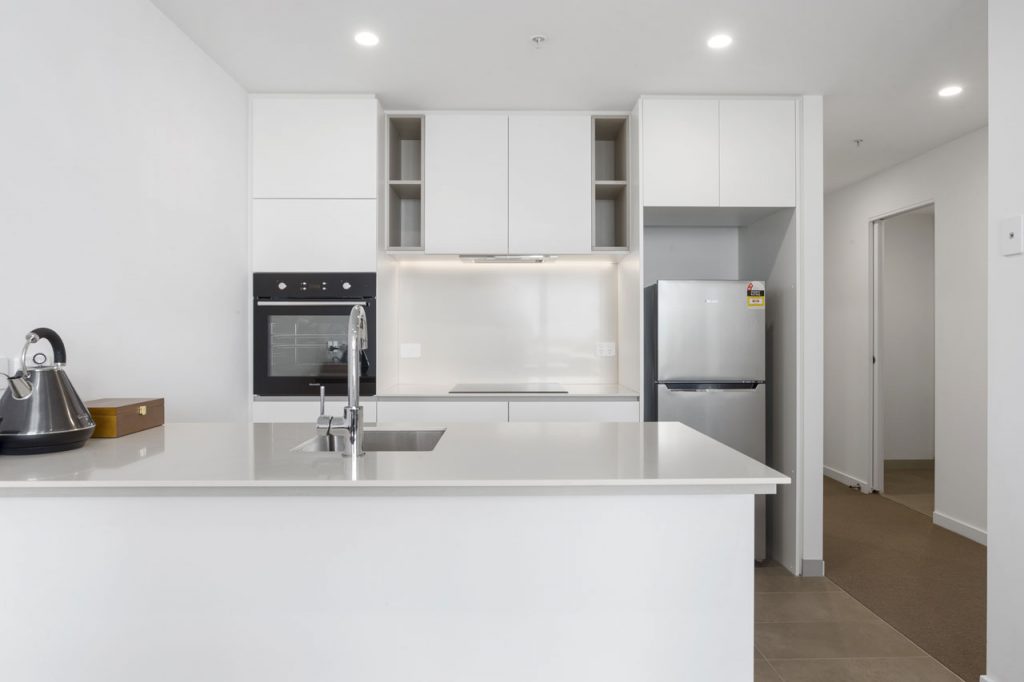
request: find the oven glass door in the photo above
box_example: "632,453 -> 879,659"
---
253,300 -> 376,397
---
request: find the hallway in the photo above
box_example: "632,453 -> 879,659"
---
822,477 -> 986,680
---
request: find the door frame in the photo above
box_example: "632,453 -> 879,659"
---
868,200 -> 934,493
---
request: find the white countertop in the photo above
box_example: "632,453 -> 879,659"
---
374,383 -> 640,400
0,421 -> 788,493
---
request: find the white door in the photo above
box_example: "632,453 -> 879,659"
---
642,98 -> 720,207
719,99 -> 796,207
251,96 -> 378,199
252,199 -> 377,272
424,114 -> 509,254
508,114 -> 592,254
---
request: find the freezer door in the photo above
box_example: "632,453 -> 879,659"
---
657,382 -> 766,461
656,280 -> 765,382
657,382 -> 767,560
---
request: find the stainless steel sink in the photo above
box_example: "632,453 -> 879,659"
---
292,429 -> 446,453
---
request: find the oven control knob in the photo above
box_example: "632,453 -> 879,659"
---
342,282 -> 352,290
277,282 -> 287,290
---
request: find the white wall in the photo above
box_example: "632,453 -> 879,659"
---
987,1 -> 1024,679
642,227 -> 739,285
0,0 -> 249,421
880,211 -> 935,461
739,209 -> 798,571
391,261 -> 619,386
824,128 -> 987,541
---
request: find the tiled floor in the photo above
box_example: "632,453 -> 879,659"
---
880,463 -> 935,516
754,563 -> 962,681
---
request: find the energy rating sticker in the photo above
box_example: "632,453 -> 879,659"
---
746,281 -> 765,309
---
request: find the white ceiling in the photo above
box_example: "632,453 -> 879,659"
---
150,0 -> 987,192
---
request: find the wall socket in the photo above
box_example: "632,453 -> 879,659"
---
596,342 -> 617,357
399,343 -> 422,359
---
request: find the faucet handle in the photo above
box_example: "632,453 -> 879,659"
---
319,385 -> 326,417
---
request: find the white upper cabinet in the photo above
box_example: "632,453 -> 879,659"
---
424,114 -> 509,254
251,96 -> 377,199
719,99 -> 796,207
642,99 -> 720,207
642,97 -> 797,209
252,199 -> 376,272
508,114 -> 592,254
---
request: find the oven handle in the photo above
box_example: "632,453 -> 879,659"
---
256,301 -> 368,307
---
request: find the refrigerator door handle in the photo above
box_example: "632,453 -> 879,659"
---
662,381 -> 763,392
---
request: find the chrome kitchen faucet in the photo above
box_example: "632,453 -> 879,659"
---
315,304 -> 367,457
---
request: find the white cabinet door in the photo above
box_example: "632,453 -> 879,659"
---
508,400 -> 640,423
719,99 -> 796,207
251,96 -> 377,199
424,114 -> 508,255
252,199 -> 376,272
376,400 -> 508,423
252,400 -> 378,424
508,114 -> 592,254
642,99 -> 720,207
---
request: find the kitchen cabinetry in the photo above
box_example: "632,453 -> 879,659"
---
642,99 -> 720,207
424,114 -> 509,254
719,99 -> 797,207
376,400 -> 508,423
252,199 -> 376,272
642,97 -> 796,208
508,400 -> 640,422
508,114 -> 592,254
252,400 -> 378,424
251,95 -> 377,199
418,112 -> 605,255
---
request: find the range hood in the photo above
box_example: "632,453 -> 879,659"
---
458,255 -> 558,264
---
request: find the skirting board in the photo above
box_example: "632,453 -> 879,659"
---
933,510 -> 987,546
980,676 -> 996,682
823,465 -> 871,491
801,559 -> 825,577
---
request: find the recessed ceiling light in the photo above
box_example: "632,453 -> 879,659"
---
354,31 -> 379,47
938,84 -> 963,97
707,33 -> 733,49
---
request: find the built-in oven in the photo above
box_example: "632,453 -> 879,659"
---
253,273 -> 376,398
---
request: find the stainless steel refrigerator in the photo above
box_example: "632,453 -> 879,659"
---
652,279 -> 768,560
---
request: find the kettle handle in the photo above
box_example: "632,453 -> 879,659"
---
28,328 -> 67,365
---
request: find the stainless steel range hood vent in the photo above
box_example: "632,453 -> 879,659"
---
458,255 -> 558,264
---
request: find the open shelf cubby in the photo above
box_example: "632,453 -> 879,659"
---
592,116 -> 629,250
386,115 -> 424,250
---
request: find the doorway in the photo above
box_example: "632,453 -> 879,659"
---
869,204 -> 935,515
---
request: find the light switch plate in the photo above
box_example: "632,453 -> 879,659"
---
1000,215 -> 1024,256
400,343 -> 421,359
596,342 -> 617,357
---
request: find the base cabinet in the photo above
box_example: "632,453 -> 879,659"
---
508,400 -> 640,422
252,400 -> 378,424
376,400 -> 508,423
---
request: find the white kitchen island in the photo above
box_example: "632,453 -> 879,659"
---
0,421 -> 787,682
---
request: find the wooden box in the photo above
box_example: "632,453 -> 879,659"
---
87,399 -> 165,438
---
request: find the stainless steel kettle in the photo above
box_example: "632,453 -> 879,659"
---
0,328 -> 95,454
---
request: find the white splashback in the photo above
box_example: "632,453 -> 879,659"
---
394,261 -> 619,385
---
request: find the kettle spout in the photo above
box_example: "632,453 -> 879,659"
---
1,373 -> 33,400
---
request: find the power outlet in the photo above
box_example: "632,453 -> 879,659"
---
400,343 -> 421,359
596,342 -> 617,358
1000,215 -> 1024,256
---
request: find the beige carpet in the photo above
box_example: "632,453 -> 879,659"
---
881,461 -> 935,516
823,477 -> 986,681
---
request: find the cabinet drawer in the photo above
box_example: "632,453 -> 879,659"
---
252,400 -> 378,424
377,400 -> 508,423
508,400 -> 640,422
